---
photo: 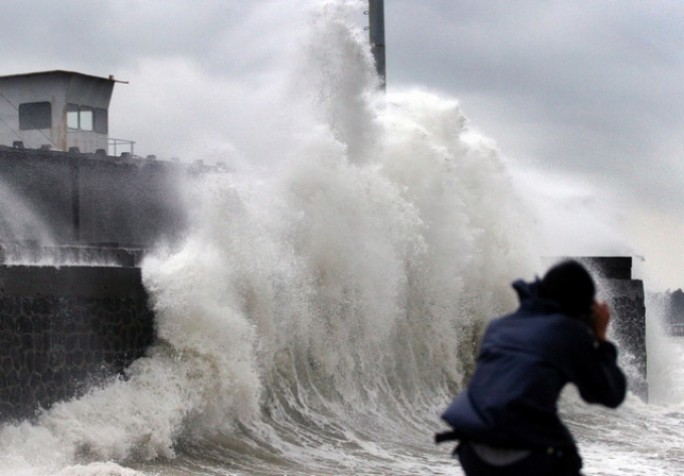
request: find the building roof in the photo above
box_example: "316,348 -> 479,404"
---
0,70 -> 118,83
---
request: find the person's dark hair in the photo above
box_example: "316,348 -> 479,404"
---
539,260 -> 595,317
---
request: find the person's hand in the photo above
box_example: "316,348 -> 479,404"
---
592,301 -> 610,342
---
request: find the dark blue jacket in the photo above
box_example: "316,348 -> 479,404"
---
441,279 -> 626,452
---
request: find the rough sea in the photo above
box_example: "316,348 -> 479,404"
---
1,2 -> 683,475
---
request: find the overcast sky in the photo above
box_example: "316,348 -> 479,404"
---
1,0 -> 683,290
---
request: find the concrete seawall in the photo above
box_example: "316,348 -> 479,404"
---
0,147 -> 183,422
0,265 -> 154,421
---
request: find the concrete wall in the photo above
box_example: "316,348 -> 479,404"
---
0,265 -> 154,421
77,154 -> 187,246
0,146 -> 188,247
581,257 -> 647,401
0,147 -> 76,242
608,280 -> 647,399
0,146 -> 192,421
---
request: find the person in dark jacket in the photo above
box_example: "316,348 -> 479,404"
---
437,260 -> 627,476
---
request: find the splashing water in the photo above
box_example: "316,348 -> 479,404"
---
1,2 -> 683,475
0,176 -> 56,248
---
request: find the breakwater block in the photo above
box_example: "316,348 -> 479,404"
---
0,265 -> 154,421
581,257 -> 647,401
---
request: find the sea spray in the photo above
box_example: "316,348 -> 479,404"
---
137,18 -> 539,471
292,0 -> 381,164
645,293 -> 684,405
0,175 -> 56,261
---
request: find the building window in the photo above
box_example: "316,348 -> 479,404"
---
19,101 -> 52,130
67,104 -> 79,129
80,107 -> 93,131
67,104 -> 106,133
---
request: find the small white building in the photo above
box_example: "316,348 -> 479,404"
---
0,70 -> 118,154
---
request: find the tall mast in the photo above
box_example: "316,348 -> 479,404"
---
368,0 -> 386,90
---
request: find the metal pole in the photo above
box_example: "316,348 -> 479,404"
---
368,0 -> 386,90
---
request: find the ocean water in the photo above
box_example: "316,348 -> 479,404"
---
1,1 -> 684,475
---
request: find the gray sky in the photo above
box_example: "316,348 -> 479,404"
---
1,0 -> 683,290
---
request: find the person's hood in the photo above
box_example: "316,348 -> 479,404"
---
512,279 -> 563,314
